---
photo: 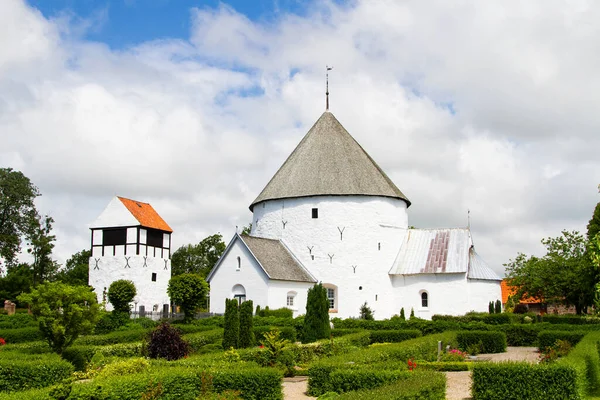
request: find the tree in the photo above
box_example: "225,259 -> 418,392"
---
302,283 -> 330,343
55,249 -> 90,286
359,302 -> 374,320
488,301 -> 494,314
587,201 -> 600,241
0,168 -> 40,272
28,215 -> 58,286
0,263 -> 32,306
410,308 -> 415,319
399,307 -> 405,320
223,298 -> 240,349
239,299 -> 255,348
170,234 -> 226,278
506,230 -> 597,314
241,223 -> 252,235
494,299 -> 502,314
107,280 -> 136,314
17,282 -> 100,354
167,273 -> 208,322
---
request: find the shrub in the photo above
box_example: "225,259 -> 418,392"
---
0,327 -> 42,343
96,357 -> 150,379
147,322 -> 189,360
61,345 -> 97,371
368,330 -> 421,344
513,303 -> 528,314
239,300 -> 255,348
0,313 -> 36,329
496,324 -> 540,346
494,300 -> 502,314
399,308 -> 405,320
75,328 -> 148,346
482,313 -> 510,325
537,331 -> 586,351
359,302 -> 374,320
107,280 -> 136,314
472,362 -> 578,400
488,301 -> 494,314
457,331 -> 506,354
557,331 -> 600,397
256,307 -> 293,318
410,308 -> 415,319
184,329 -> 224,353
254,326 -> 296,343
335,371 -> 445,399
94,311 -> 130,334
419,361 -> 470,371
223,298 -> 240,349
0,354 -> 74,392
303,283 -> 331,343
167,273 -> 209,322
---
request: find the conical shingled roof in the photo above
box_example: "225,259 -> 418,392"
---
250,111 -> 410,210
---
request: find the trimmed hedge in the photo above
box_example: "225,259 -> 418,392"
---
68,366 -> 282,400
0,313 -> 37,330
331,329 -> 363,337
185,329 -> 224,352
308,363 -> 407,396
75,328 -> 148,346
494,324 -> 540,346
557,331 -> 600,398
541,314 -> 600,325
0,388 -> 50,400
537,331 -> 586,351
0,327 -> 42,344
335,370 -> 446,400
253,326 -> 296,343
0,353 -> 74,392
62,345 -> 98,371
256,307 -> 293,318
418,361 -> 471,371
472,362 -> 578,400
368,330 -> 421,344
457,331 -> 506,353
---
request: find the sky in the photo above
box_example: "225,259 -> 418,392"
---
1,0 -> 599,276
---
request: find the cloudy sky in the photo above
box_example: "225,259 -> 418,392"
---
2,0 -> 599,275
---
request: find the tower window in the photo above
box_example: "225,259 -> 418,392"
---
151,273 -> 157,282
421,291 -> 429,308
146,229 -> 164,247
103,228 -> 126,246
312,208 -> 318,219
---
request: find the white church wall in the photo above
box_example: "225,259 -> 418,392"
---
88,255 -> 171,312
267,280 -> 313,318
252,196 -> 408,319
208,239 -> 269,314
467,279 -> 503,313
90,197 -> 138,229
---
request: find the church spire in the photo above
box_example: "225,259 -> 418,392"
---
326,66 -> 333,111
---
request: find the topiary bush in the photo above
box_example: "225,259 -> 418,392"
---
223,298 -> 240,349
107,280 -> 136,314
239,300 -> 255,348
147,322 -> 189,360
302,283 -> 330,343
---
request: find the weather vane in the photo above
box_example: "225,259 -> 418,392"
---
326,65 -> 333,111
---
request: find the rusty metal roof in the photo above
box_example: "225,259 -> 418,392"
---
389,228 -> 472,275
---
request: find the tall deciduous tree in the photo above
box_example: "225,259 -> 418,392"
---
171,234 -> 226,278
28,215 -> 57,286
506,230 -> 597,314
0,168 -> 40,272
0,263 -> 32,305
587,201 -> 600,241
55,249 -> 91,286
302,283 -> 330,343
18,282 -> 100,354
167,273 -> 209,322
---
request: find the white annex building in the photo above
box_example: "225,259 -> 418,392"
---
207,110 -> 502,320
88,196 -> 172,313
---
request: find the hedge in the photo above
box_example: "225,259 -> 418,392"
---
541,315 -> 600,325
368,330 -> 421,344
75,328 -> 148,346
0,313 -> 37,330
256,307 -> 293,318
0,388 -> 50,400
537,331 -> 586,351
331,329 -> 363,337
253,326 -> 296,343
62,345 -> 98,371
68,366 -> 282,400
472,362 -> 578,400
0,327 -> 42,344
185,329 -> 224,352
335,370 -> 446,400
0,353 -> 74,392
557,331 -> 600,398
457,331 -> 506,353
308,363 -> 408,395
418,361 -> 471,371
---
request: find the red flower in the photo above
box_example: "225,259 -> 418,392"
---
259,345 -> 264,349
407,358 -> 416,371
0,338 -> 5,346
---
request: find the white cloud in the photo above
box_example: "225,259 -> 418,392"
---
1,0 -> 599,275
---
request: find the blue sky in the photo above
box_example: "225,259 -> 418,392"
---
30,0 -> 314,48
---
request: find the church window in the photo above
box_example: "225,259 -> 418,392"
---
232,284 -> 246,304
286,291 -> 297,307
103,228 -> 126,246
236,256 -> 241,270
146,229 -> 164,247
323,285 -> 337,310
378,242 -> 381,250
421,291 -> 429,308
312,208 -> 318,218
151,273 -> 157,282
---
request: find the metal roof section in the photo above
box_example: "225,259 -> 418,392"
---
389,228 -> 472,275
250,111 -> 411,211
467,248 -> 503,281
239,235 -> 317,283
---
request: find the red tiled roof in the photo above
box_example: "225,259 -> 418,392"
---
501,280 -> 541,305
118,197 -> 173,233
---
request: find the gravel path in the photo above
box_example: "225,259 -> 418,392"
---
283,377 -> 316,400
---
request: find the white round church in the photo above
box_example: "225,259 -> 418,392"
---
207,111 -> 501,319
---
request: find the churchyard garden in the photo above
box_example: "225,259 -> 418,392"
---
3,297 -> 600,400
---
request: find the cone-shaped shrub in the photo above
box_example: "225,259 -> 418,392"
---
495,300 -> 502,314
489,301 -> 494,314
147,322 -> 189,360
302,283 -> 330,343
223,298 -> 240,349
400,307 -> 405,320
410,308 -> 415,319
239,300 -> 255,348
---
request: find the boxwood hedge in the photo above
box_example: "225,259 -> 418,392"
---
457,331 -> 506,353
0,353 -> 74,392
537,331 -> 586,351
368,330 -> 421,344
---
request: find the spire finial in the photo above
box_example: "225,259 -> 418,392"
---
467,209 -> 471,230
326,65 -> 333,110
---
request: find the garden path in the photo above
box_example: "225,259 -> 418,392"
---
283,376 -> 316,400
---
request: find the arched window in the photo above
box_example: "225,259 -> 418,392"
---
421,291 -> 429,308
323,283 -> 338,311
232,284 -> 246,304
286,291 -> 297,308
236,256 -> 241,270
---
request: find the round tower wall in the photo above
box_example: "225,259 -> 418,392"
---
251,195 -> 409,319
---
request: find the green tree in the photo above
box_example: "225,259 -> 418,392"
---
107,280 -> 136,314
17,282 -> 100,354
399,307 -> 405,320
0,168 -> 40,272
587,201 -> 600,241
223,298 -> 240,349
359,302 -> 374,320
302,283 -> 330,343
171,234 -> 226,278
28,215 -> 58,286
239,299 -> 255,348
506,230 -> 597,314
488,301 -> 494,314
241,223 -> 252,235
0,262 -> 33,306
410,308 -> 415,319
494,299 -> 502,314
55,249 -> 90,286
167,273 -> 209,322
